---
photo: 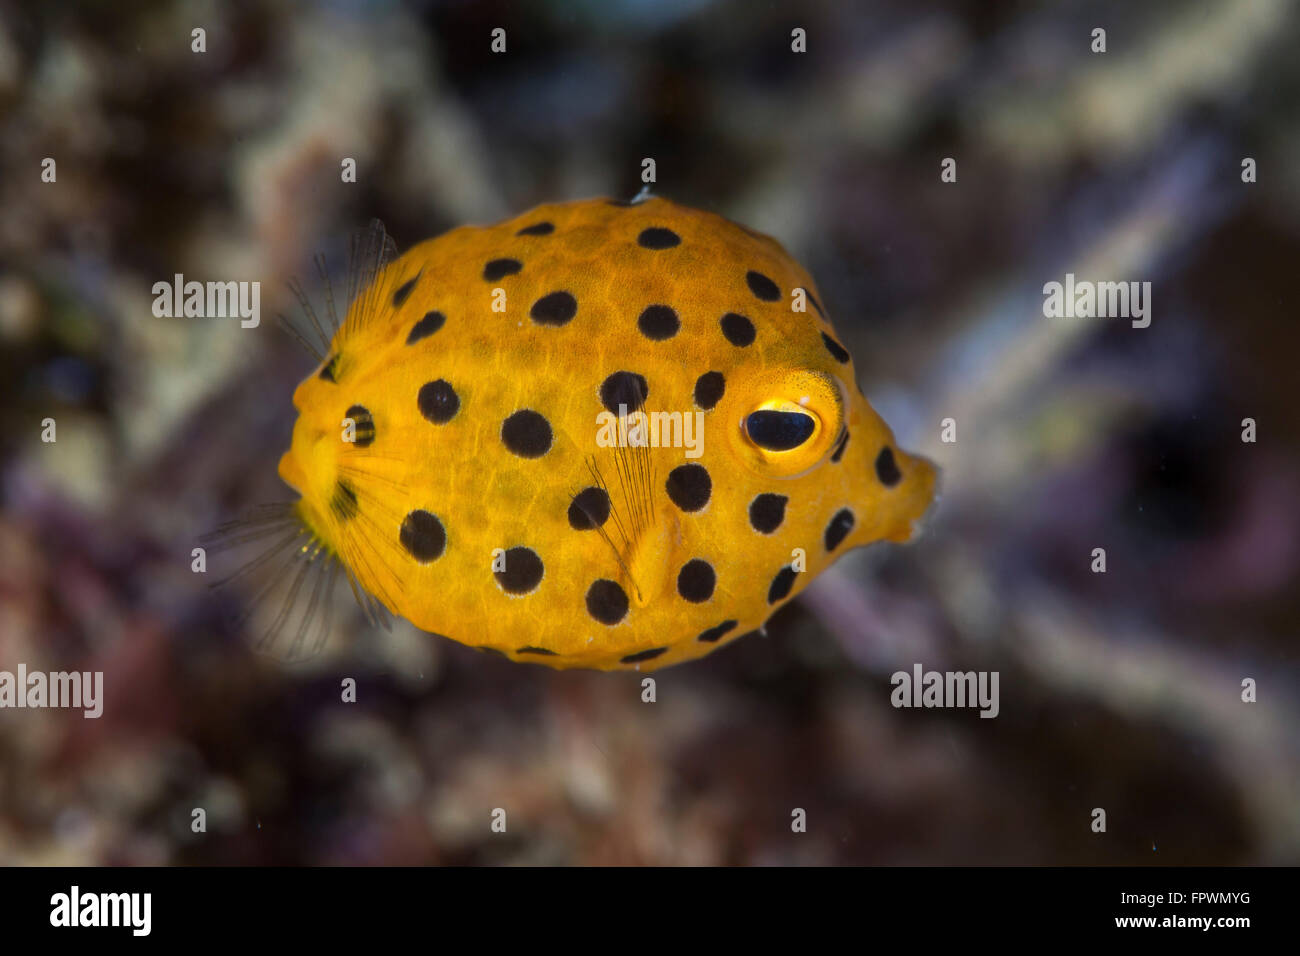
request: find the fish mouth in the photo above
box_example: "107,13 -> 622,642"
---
277,449 -> 306,496
903,452 -> 942,542
880,448 -> 940,544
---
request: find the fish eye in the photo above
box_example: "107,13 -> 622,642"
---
729,370 -> 845,477
746,410 -> 817,450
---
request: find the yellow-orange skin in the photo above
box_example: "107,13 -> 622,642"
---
278,198 -> 935,670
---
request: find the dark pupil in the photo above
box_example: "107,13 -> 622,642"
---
746,410 -> 816,451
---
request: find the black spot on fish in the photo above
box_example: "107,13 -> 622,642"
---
697,620 -> 738,643
501,409 -> 553,458
748,493 -> 787,534
767,566 -> 797,604
831,428 -> 849,463
483,258 -> 522,281
600,371 -> 648,414
719,312 -> 756,347
495,546 -> 544,595
516,221 -> 554,236
666,463 -> 711,512
746,270 -> 780,302
392,273 -> 419,307
621,647 -> 667,664
568,487 -> 611,530
677,559 -> 716,603
824,508 -> 855,551
637,227 -> 680,249
821,332 -> 850,364
875,446 -> 902,487
586,579 -> 629,625
637,304 -> 679,340
530,290 -> 578,326
407,311 -> 445,344
801,287 -> 825,318
417,380 -> 459,424
345,404 -> 374,447
693,371 -> 725,410
400,510 -> 446,563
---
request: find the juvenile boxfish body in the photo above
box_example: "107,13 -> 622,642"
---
274,197 -> 936,670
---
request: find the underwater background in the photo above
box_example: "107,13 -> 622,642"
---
1,0 -> 1298,864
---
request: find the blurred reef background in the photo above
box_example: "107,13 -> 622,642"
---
1,0 -> 1298,864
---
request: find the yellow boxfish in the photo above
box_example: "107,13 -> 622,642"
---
218,197 -> 936,670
